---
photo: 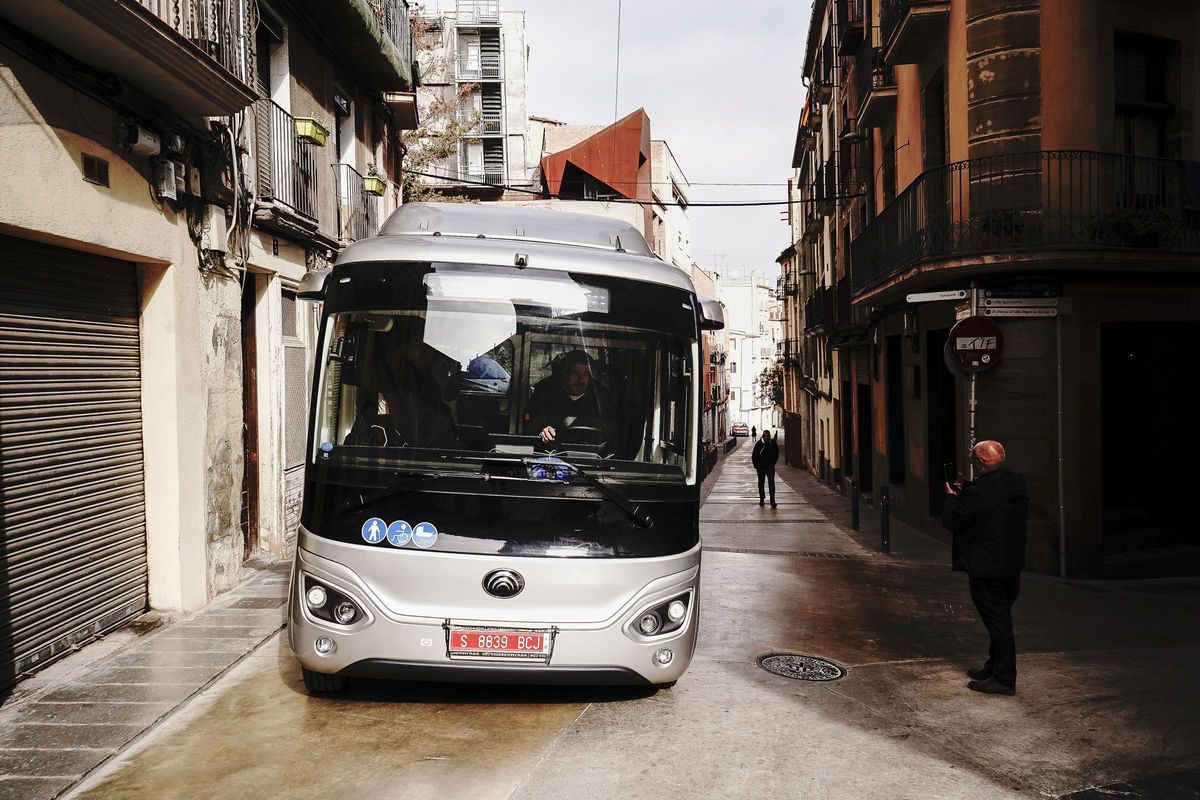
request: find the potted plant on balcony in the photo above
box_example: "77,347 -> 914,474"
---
362,164 -> 387,196
293,115 -> 330,147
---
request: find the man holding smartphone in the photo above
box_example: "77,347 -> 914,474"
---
942,440 -> 1029,696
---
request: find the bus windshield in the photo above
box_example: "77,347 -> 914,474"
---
303,261 -> 701,558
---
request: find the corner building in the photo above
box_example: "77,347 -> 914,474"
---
785,0 -> 1200,579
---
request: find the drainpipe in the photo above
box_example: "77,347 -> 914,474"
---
1057,314 -> 1067,579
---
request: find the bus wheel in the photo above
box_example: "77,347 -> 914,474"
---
302,667 -> 347,693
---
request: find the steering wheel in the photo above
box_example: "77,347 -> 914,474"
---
555,425 -> 606,445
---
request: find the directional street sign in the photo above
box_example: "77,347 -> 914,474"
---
983,297 -> 1058,308
982,307 -> 1058,318
906,290 -> 968,303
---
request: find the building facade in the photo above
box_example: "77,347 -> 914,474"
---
784,0 -> 1200,579
0,0 -> 415,688
719,276 -> 782,436
413,0 -> 537,194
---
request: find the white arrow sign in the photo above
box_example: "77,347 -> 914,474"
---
906,290 -> 968,303
983,297 -> 1058,308
982,307 -> 1058,318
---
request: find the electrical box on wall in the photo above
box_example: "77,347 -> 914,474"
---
153,157 -> 177,201
122,122 -> 161,157
203,204 -> 228,253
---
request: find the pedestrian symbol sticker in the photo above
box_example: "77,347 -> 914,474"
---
412,522 -> 438,549
361,518 -> 387,544
387,521 -> 412,547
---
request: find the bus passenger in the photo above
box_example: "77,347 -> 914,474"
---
525,350 -> 608,445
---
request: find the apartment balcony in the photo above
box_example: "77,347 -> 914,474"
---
422,164 -> 505,187
856,42 -> 897,129
288,0 -> 413,90
879,0 -> 949,66
334,164 -> 386,243
849,150 -> 1200,299
456,55 -> 503,80
455,0 -> 500,26
815,159 -> 837,217
776,339 -> 801,367
836,0 -> 865,56
252,99 -> 321,233
803,286 -> 835,332
803,202 -> 823,243
0,0 -> 258,116
457,110 -> 504,135
811,38 -> 835,104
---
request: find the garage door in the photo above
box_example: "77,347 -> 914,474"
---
0,236 -> 148,689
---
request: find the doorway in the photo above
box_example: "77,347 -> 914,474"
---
1101,322 -> 1199,576
240,275 -> 260,558
926,327 -> 958,516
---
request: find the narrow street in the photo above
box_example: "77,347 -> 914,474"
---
1,442 -> 1192,800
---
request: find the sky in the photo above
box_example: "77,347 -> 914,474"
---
484,0 -> 813,281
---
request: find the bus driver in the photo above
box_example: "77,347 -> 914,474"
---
525,350 -> 608,446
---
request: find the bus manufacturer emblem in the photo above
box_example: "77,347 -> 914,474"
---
483,569 -> 525,599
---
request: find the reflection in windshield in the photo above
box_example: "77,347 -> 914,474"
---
312,263 -> 698,484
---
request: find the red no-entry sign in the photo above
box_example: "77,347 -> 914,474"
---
948,316 -> 1003,372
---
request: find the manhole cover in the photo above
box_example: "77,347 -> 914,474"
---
756,653 -> 847,681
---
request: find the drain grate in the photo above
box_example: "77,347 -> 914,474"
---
229,597 -> 287,609
757,653 -> 847,681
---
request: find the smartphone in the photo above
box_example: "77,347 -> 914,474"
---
942,462 -> 958,484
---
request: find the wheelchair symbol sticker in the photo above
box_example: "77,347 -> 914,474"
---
386,521 -> 412,547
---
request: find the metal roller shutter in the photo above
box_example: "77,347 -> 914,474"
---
855,346 -> 870,385
0,235 -> 148,689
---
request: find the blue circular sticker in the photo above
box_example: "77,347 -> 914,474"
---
386,520 -> 412,547
412,522 -> 438,549
361,517 -> 387,544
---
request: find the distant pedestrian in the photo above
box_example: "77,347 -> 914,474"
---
751,429 -> 779,508
942,440 -> 1029,696
751,425 -> 757,440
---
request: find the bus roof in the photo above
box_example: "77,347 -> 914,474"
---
380,202 -> 655,256
335,203 -> 697,294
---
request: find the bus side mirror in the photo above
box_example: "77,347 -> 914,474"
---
699,299 -> 724,331
298,268 -> 332,300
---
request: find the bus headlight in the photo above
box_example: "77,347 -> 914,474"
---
306,586 -> 328,609
303,576 -> 366,627
333,601 -> 359,625
631,593 -> 691,638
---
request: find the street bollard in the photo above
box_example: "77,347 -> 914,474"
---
850,479 -> 859,531
880,485 -> 891,554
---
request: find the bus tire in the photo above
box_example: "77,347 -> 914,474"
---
657,680 -> 677,690
302,667 -> 346,693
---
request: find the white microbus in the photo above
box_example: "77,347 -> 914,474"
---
289,203 -> 723,692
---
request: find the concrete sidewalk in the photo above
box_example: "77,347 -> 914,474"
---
0,560 -> 289,800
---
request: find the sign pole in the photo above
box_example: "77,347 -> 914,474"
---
967,283 -> 979,479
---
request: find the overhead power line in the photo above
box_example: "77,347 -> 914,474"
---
406,171 -> 836,208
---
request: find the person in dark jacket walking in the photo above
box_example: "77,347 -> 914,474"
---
751,429 -> 779,507
942,440 -> 1029,696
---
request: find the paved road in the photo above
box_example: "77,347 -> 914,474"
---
50,444 -> 1200,800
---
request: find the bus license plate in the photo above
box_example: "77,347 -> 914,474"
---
448,628 -> 552,660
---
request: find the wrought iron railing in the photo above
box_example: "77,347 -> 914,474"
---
849,150 -> 1200,295
815,158 -> 837,215
135,0 -> 255,86
373,0 -> 413,68
879,0 -> 911,51
335,164 -> 384,242
856,39 -> 895,104
776,339 -> 800,366
836,0 -> 865,55
254,99 -> 319,220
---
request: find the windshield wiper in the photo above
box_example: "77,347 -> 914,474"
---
527,457 -> 654,530
341,471 -> 444,513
